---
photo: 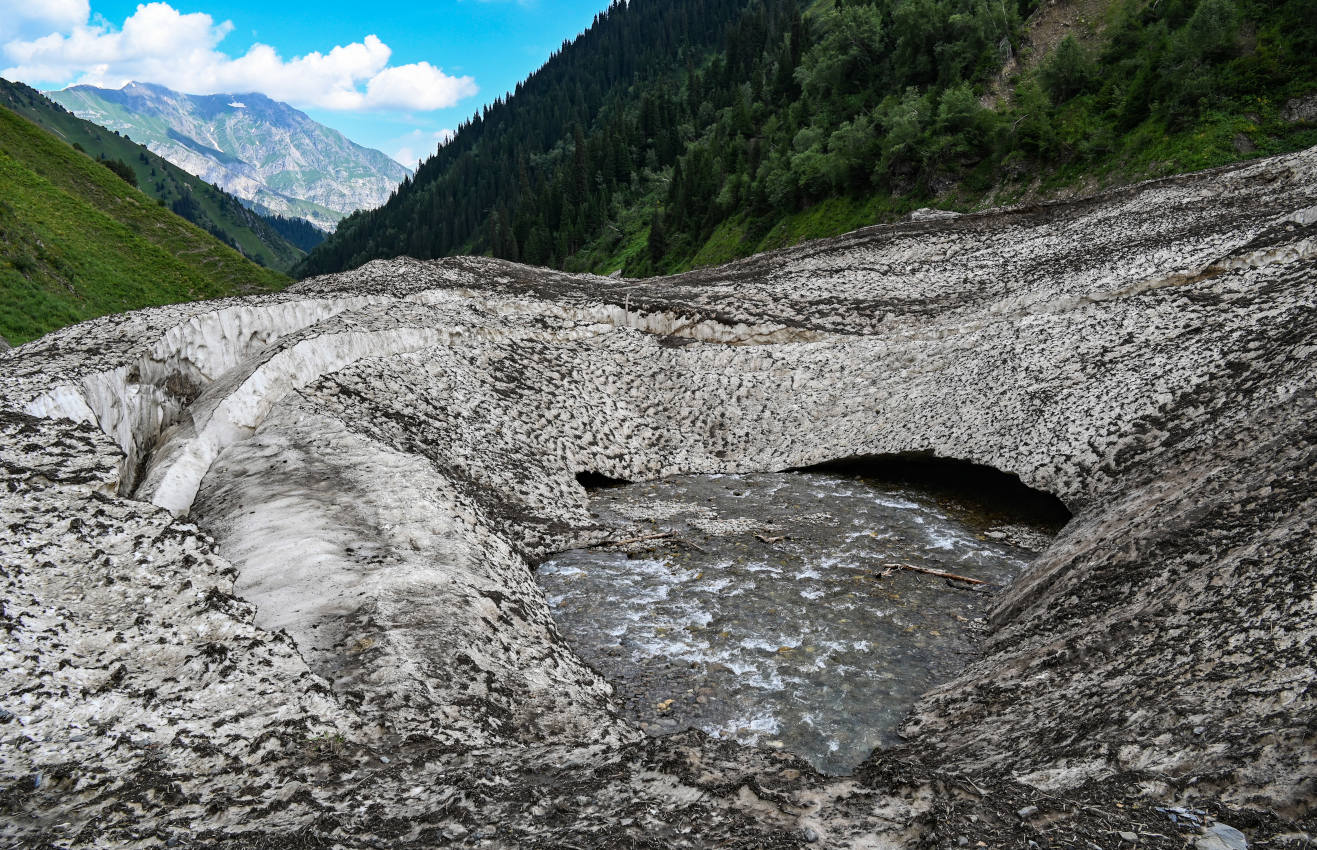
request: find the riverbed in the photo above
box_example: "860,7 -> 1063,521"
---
536,467 -> 1064,774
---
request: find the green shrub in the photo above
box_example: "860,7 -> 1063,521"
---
1042,36 -> 1098,103
102,158 -> 138,187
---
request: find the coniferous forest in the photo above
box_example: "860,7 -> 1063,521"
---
297,0 -> 1317,279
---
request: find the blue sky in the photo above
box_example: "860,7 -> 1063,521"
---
1,0 -> 612,166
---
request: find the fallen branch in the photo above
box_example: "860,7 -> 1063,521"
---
593,531 -> 673,547
675,537 -> 708,553
883,562 -> 987,585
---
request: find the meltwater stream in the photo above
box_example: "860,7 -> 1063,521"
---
536,467 -> 1065,775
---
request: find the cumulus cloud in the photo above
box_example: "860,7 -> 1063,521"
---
0,0 -> 90,43
389,128 -> 455,169
366,63 -> 476,111
1,2 -> 477,113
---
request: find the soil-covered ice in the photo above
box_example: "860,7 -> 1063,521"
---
1,146 -> 1313,847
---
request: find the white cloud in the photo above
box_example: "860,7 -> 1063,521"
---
389,128 -> 455,169
0,0 -> 90,43
366,63 -> 476,111
1,2 -> 477,113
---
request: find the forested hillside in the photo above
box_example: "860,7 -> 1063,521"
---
0,106 -> 286,345
298,0 -> 1317,278
1,79 -> 319,272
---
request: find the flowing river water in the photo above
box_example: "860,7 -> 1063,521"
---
536,463 -> 1068,775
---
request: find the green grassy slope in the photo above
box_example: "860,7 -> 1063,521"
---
0,79 -> 311,272
0,105 -> 287,345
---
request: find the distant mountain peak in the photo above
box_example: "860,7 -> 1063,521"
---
46,81 -> 410,231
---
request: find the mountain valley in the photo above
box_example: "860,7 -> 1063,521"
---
48,81 -> 412,231
0,101 -> 287,344
300,0 -> 1317,278
1,80 -> 315,272
0,0 -> 1314,845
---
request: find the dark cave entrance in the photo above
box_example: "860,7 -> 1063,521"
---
794,452 -> 1073,531
575,470 -> 632,490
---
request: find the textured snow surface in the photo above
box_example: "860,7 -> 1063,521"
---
1,147 -> 1315,847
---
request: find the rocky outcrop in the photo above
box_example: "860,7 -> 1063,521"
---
1,147 -> 1314,848
1283,93 -> 1317,125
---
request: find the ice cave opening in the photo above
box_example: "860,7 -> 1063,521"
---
539,455 -> 1071,774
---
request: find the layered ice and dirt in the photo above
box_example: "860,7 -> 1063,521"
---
1,148 -> 1314,848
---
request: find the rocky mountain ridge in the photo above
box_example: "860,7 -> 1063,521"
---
0,145 -> 1313,847
46,81 -> 411,231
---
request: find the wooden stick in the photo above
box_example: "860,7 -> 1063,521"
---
675,537 -> 708,553
593,531 -> 673,548
883,562 -> 987,585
